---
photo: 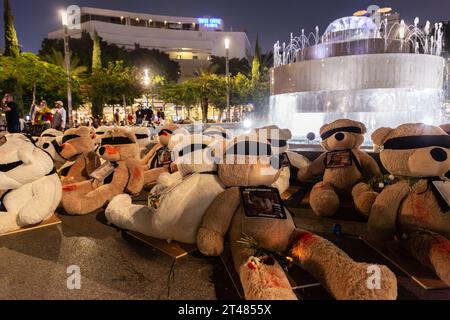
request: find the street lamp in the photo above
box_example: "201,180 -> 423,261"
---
60,9 -> 73,128
224,38 -> 230,122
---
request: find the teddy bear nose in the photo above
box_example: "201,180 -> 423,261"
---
98,147 -> 106,156
335,133 -> 345,141
430,148 -> 447,162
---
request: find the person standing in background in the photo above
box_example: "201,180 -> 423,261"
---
2,93 -> 21,133
52,101 -> 67,131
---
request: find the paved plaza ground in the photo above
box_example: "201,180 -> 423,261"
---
0,190 -> 449,300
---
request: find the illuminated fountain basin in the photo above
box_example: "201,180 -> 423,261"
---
270,53 -> 445,142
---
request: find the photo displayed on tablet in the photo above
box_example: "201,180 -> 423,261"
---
240,187 -> 287,220
325,150 -> 353,168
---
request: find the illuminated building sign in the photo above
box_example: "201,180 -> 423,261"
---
198,17 -> 222,29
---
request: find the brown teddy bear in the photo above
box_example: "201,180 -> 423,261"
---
297,119 -> 382,217
197,134 -> 397,300
58,126 -> 100,185
370,123 -> 450,286
61,128 -> 144,215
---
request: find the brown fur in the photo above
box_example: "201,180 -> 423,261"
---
60,126 -> 100,184
369,123 -> 450,286
298,119 -> 381,217
61,128 -> 144,215
197,136 -> 397,300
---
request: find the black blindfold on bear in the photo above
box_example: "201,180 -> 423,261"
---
382,135 -> 450,150
62,134 -> 81,144
135,134 -> 150,140
225,140 -> 282,170
101,136 -> 135,146
321,126 -> 362,140
178,144 -> 209,158
158,129 -> 173,136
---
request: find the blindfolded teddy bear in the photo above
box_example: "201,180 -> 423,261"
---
58,126 -> 101,185
0,134 -> 62,234
197,134 -> 397,300
61,128 -> 144,216
105,134 -> 225,244
297,119 -> 382,217
370,123 -> 450,286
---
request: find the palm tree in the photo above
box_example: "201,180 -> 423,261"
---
42,49 -> 87,79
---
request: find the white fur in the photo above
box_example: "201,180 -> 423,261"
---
105,134 -> 225,244
0,134 -> 62,234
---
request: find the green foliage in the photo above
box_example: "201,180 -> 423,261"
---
209,56 -> 250,76
0,52 -> 82,113
87,61 -> 143,118
39,32 -> 180,81
42,48 -> 87,79
91,31 -> 102,71
3,0 -> 19,58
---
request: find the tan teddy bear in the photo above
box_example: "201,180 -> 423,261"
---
297,119 -> 382,217
197,134 -> 397,300
61,128 -> 144,215
370,123 -> 450,286
58,126 -> 100,185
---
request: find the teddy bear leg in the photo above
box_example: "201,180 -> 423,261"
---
238,255 -> 298,300
144,168 -> 168,186
290,229 -> 398,300
352,182 -> 379,217
62,181 -> 107,215
309,182 -> 340,217
403,231 -> 450,286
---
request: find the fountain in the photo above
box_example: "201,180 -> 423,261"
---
271,15 -> 446,143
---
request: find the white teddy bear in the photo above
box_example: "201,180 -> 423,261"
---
0,134 -> 62,234
106,134 -> 225,244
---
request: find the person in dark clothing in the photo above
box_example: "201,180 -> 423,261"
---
135,105 -> 144,125
2,93 -> 21,133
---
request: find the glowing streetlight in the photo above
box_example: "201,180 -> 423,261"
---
60,9 -> 73,127
224,38 -> 230,50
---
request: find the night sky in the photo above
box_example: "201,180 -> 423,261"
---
0,0 -> 449,53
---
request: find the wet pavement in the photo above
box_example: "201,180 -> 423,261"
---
0,190 -> 449,300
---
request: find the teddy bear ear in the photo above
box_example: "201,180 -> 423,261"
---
371,127 -> 393,146
356,121 -> 367,134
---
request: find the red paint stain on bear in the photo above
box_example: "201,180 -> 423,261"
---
105,145 -> 119,155
63,185 -> 78,192
413,199 -> 428,222
432,239 -> 450,254
133,167 -> 142,178
296,231 -> 317,247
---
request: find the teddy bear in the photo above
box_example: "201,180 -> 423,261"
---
369,123 -> 450,286
105,134 -> 225,244
130,126 -> 152,157
203,126 -> 231,141
39,134 -> 66,170
197,134 -> 397,300
0,134 -> 62,234
58,126 -> 101,185
253,125 -> 310,194
94,126 -> 112,145
61,127 -> 144,216
297,119 -> 382,217
140,124 -> 183,186
36,128 -> 64,147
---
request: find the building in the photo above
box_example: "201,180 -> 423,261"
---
48,7 -> 251,79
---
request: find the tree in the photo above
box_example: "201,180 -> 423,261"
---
91,31 -> 102,71
87,61 -> 143,118
2,0 -> 23,111
128,48 -> 180,82
0,53 -> 80,113
3,0 -> 19,58
209,56 -> 250,76
186,73 -> 227,123
42,48 -> 87,79
252,35 -> 261,84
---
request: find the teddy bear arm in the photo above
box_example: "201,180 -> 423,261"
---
197,187 -> 241,256
144,167 -> 169,186
297,153 -> 326,182
359,152 -> 382,177
85,151 -> 101,177
368,182 -> 410,241
125,158 -> 145,195
140,144 -> 161,166
64,156 -> 87,182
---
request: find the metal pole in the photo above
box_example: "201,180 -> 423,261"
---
226,47 -> 230,122
63,25 -> 73,128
